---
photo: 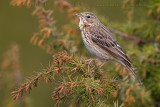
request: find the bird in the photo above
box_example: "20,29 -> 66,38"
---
75,12 -> 141,84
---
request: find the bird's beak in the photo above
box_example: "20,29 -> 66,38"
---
75,13 -> 82,17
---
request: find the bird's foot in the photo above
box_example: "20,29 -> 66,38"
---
85,58 -> 98,64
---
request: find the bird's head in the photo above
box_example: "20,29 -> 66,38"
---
76,12 -> 100,28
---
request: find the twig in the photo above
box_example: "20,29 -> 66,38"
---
11,67 -> 74,100
109,27 -> 145,44
143,58 -> 160,64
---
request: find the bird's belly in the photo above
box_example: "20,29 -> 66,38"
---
84,42 -> 99,57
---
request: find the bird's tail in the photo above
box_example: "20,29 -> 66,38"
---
125,65 -> 142,85
115,58 -> 142,84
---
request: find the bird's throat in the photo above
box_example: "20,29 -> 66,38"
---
79,18 -> 85,30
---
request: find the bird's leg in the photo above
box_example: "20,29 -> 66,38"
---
91,61 -> 106,77
99,61 -> 106,73
100,61 -> 106,68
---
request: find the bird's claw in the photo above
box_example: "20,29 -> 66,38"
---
85,58 -> 98,64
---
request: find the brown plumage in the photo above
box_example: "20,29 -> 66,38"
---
76,12 -> 141,84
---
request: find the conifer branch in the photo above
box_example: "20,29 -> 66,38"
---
11,51 -> 118,106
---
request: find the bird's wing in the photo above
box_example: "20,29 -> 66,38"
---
90,26 -> 132,67
89,26 -> 142,84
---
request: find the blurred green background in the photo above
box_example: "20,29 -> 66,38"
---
0,0 -> 152,107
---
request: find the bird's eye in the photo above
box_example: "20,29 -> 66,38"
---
86,16 -> 90,18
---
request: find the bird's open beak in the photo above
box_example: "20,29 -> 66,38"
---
75,13 -> 82,17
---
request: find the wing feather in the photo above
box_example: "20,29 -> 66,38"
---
90,26 -> 132,67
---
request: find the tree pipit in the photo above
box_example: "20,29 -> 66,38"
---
76,12 -> 141,84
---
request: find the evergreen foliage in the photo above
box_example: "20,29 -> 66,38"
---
0,0 -> 159,106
